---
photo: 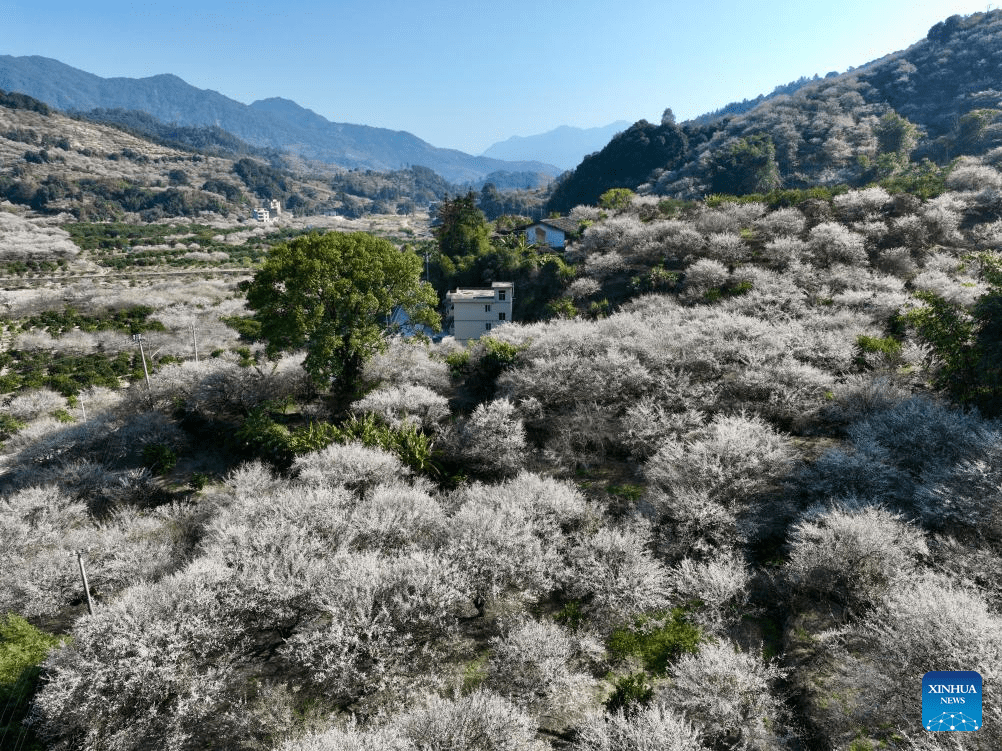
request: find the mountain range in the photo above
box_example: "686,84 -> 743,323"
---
0,55 -> 562,184
480,122 -> 632,171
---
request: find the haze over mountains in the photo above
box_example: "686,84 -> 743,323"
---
0,55 -> 562,183
480,122 -> 632,171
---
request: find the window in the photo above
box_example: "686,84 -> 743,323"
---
498,312 -> 506,321
485,304 -> 492,312
498,290 -> 506,301
485,322 -> 492,330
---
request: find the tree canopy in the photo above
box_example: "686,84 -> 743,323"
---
434,192 -> 492,258
244,231 -> 439,394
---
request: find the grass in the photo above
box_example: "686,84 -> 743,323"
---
1,614 -> 68,751
607,608 -> 702,676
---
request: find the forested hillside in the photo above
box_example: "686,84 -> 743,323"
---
0,89 -> 342,221
549,10 -> 1002,210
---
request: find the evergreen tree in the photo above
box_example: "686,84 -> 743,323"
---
434,192 -> 492,258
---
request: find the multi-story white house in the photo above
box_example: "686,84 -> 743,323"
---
446,282 -> 513,343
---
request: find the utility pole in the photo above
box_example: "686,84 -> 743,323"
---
189,323 -> 199,363
76,550 -> 94,615
133,334 -> 152,392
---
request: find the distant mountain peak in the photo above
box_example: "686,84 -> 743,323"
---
481,121 -> 632,171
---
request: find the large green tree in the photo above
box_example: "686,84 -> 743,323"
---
245,231 -> 439,395
434,192 -> 492,258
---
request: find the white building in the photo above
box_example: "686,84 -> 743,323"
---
446,282 -> 514,343
252,207 -> 271,222
523,217 -> 579,249
269,199 -> 282,216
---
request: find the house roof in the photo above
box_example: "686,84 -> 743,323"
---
447,290 -> 495,301
446,282 -> 513,302
532,217 -> 580,234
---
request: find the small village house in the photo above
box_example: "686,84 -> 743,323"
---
446,282 -> 514,343
523,217 -> 579,249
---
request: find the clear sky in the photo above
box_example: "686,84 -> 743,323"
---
0,0 -> 991,154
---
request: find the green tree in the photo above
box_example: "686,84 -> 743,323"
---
599,187 -> 635,212
708,134 -> 781,195
477,182 -> 503,220
435,192 -> 492,259
875,111 -> 919,158
245,231 -> 439,396
905,252 -> 1002,416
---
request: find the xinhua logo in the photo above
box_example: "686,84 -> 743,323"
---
923,671 -> 982,731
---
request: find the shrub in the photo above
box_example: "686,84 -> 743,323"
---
599,188 -> 635,212
808,223 -> 867,268
451,398 -> 526,478
670,553 -> 751,631
604,673 -> 654,715
293,442 -> 410,491
904,253 -> 1002,415
0,412 -> 25,442
141,442 -> 178,475
563,524 -> 671,630
397,690 -> 545,751
854,334 -> 903,370
785,504 -> 928,615
351,384 -> 450,433
682,259 -> 729,297
572,704 -> 703,751
486,618 -> 574,704
657,640 -> 788,750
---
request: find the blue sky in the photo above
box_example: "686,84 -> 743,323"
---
1,0 -> 990,153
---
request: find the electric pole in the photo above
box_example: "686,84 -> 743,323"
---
76,550 -> 94,615
132,334 -> 152,392
189,323 -> 199,363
